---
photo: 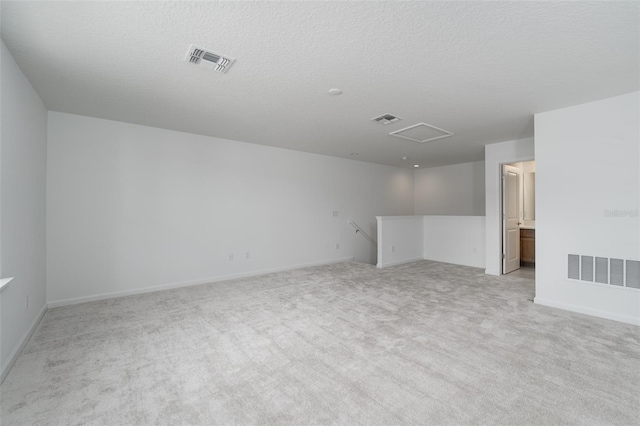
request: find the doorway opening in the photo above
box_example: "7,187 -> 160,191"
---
501,160 -> 535,277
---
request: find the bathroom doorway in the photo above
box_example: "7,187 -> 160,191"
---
501,160 -> 535,277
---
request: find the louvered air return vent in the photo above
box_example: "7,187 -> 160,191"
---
186,45 -> 235,73
371,114 -> 401,125
568,254 -> 639,289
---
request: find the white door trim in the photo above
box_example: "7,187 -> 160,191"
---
502,164 -> 521,274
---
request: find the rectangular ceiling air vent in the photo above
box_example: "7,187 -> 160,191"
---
371,113 -> 401,125
389,122 -> 454,143
186,45 -> 235,73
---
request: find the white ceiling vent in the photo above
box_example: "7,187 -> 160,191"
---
389,122 -> 454,143
186,45 -> 235,73
371,113 -> 401,125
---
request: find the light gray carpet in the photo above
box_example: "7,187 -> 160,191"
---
1,260 -> 638,425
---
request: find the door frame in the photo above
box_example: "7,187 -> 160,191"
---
497,157 -> 533,275
501,164 -> 522,274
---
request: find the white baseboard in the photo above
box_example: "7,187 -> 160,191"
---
48,257 -> 354,308
534,297 -> 640,326
1,304 -> 48,384
377,257 -> 423,268
423,256 -> 485,269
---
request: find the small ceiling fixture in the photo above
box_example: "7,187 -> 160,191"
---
371,113 -> 401,125
390,122 -> 454,143
328,88 -> 343,96
414,164 -> 420,168
186,45 -> 235,73
402,156 -> 408,160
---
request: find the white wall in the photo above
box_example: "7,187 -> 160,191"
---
46,112 -> 414,305
535,92 -> 639,325
376,216 -> 423,268
484,138 -> 535,275
376,215 -> 485,269
423,216 -> 486,268
411,161 -> 487,270
414,161 -> 485,216
0,41 -> 48,380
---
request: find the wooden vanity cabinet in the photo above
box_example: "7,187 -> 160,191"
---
520,229 -> 535,266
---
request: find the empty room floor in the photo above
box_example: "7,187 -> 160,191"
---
1,260 -> 638,425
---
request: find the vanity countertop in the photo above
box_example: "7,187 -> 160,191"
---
519,225 -> 535,230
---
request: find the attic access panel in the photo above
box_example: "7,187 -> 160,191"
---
389,122 -> 454,143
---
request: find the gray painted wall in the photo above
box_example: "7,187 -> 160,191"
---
46,112 -> 414,305
414,161 -> 485,216
0,41 -> 48,379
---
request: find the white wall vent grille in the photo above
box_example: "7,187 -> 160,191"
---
595,257 -> 608,284
568,254 -> 580,279
581,256 -> 593,282
568,254 -> 640,289
627,260 -> 640,288
610,259 -> 624,286
186,45 -> 235,73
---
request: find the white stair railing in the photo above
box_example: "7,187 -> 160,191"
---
347,221 -> 376,246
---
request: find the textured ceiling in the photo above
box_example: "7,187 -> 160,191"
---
2,1 -> 639,168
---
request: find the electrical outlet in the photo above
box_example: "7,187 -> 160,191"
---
228,253 -> 234,261
332,211 -> 339,217
335,243 -> 340,250
245,252 -> 251,259
391,246 -> 396,253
